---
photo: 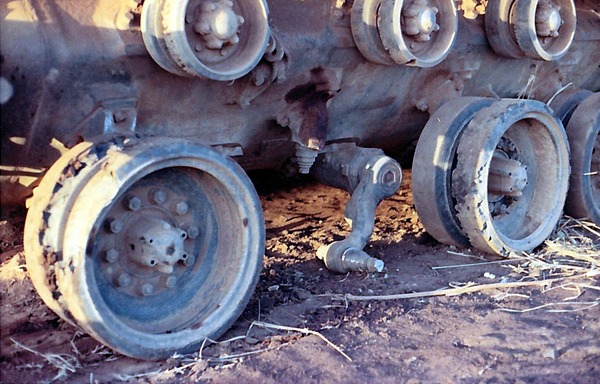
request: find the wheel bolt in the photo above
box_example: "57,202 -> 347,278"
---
183,255 -> 196,267
127,196 -> 142,211
105,249 -> 119,263
107,218 -> 123,233
116,273 -> 131,287
175,201 -> 189,215
151,189 -> 167,204
141,283 -> 154,296
187,225 -> 200,239
165,276 -> 177,288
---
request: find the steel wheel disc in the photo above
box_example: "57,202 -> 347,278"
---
24,137 -> 264,359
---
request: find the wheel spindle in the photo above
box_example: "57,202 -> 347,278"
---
488,154 -> 528,196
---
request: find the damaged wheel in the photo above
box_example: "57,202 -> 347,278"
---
24,137 -> 264,359
452,99 -> 570,256
412,97 -> 494,247
564,92 -> 600,224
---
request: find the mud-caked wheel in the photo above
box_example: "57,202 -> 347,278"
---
485,0 -> 576,61
24,137 -> 264,359
412,97 -> 494,247
452,99 -> 570,256
564,92 -> 600,224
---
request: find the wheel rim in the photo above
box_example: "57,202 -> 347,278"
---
25,137 -> 264,359
453,100 -> 570,255
161,0 -> 270,80
565,92 -> 600,224
412,97 -> 494,247
514,0 -> 576,61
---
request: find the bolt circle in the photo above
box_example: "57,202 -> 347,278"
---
141,283 -> 154,296
105,249 -> 119,263
151,189 -> 167,204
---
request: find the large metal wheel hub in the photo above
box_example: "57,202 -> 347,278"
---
402,0 -> 440,41
535,2 -> 562,38
99,185 -> 201,297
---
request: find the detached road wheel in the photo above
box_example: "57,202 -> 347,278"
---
564,92 -> 600,224
24,137 -> 264,359
452,99 -> 570,256
412,97 -> 494,247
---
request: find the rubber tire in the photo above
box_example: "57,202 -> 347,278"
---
548,88 -> 593,126
24,136 -> 265,359
485,0 -> 524,59
412,97 -> 494,247
452,99 -> 570,256
564,92 -> 600,224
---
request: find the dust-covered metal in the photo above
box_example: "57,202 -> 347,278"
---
312,143 -> 402,273
1,0 -> 599,360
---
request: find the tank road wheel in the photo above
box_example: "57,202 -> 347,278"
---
351,0 -> 457,67
564,93 -> 600,224
412,97 -> 494,247
452,99 -> 570,256
514,0 -> 576,61
142,0 -> 270,80
485,0 -> 576,61
548,88 -> 593,126
24,137 -> 265,359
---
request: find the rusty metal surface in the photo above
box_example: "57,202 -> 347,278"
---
1,0 -> 600,204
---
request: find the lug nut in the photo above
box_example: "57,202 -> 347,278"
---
141,283 -> 154,296
107,218 -> 123,233
127,196 -> 142,211
116,273 -> 131,287
175,201 -> 189,215
186,225 -> 200,239
165,276 -> 177,288
151,189 -> 167,204
183,255 -> 196,267
105,249 -> 119,263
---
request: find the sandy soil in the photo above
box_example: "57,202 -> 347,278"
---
1,169 -> 599,384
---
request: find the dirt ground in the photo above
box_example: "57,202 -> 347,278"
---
1,169 -> 599,384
